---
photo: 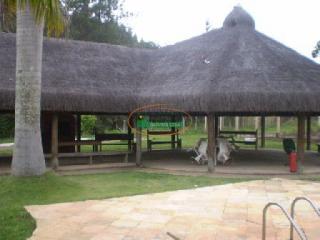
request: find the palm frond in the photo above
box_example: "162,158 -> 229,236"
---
17,0 -> 65,36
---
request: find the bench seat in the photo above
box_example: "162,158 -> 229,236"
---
219,130 -> 258,150
45,151 -> 130,165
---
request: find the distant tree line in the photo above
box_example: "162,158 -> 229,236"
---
61,0 -> 158,48
0,0 -> 158,48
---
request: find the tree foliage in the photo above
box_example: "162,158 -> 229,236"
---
0,114 -> 14,138
20,0 -> 65,36
0,0 -> 65,36
0,0 -> 158,48
63,0 -> 157,48
81,115 -> 97,136
0,0 -> 16,32
312,41 -> 320,58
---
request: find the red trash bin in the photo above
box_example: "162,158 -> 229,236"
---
289,152 -> 297,173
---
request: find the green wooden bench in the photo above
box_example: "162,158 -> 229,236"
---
147,130 -> 182,151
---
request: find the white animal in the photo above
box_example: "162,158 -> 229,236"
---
192,138 -> 208,165
192,137 -> 235,165
216,137 -> 235,165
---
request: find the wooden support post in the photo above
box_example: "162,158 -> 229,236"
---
297,115 -> 305,173
235,116 -> 239,131
171,115 -> 175,149
122,119 -> 127,132
261,116 -> 265,148
219,117 -> 224,130
204,116 -> 207,132
76,114 -> 81,152
306,116 -> 311,151
214,116 -> 219,136
254,117 -> 260,130
207,114 -> 216,173
171,128 -> 176,149
276,117 -> 281,137
194,116 -> 198,130
135,118 -> 142,166
128,123 -> 132,151
51,114 -> 59,170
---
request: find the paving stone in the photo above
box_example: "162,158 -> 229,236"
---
26,178 -> 320,240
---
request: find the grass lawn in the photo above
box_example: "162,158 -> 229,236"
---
0,147 -> 13,156
0,138 -> 13,144
0,171 -> 254,240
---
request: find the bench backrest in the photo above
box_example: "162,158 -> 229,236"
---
219,130 -> 257,136
147,130 -> 179,135
95,133 -> 134,141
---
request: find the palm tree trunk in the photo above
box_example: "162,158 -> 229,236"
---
0,1 -> 3,31
11,1 -> 46,176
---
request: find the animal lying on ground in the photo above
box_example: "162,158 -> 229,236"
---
192,137 -> 235,165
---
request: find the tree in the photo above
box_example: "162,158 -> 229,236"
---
0,114 -> 14,138
11,0 -> 64,176
312,41 -> 320,58
81,115 -> 97,136
64,0 -> 157,48
205,20 -> 211,32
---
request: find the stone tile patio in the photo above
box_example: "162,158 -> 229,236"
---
26,179 -> 320,240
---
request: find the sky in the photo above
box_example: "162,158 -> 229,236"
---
122,0 -> 319,62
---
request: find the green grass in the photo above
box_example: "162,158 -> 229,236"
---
0,171 -> 251,240
0,147 -> 13,156
1,117 -> 319,156
0,138 -> 13,144
1,132 -> 319,156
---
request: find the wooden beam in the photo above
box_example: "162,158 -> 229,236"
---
297,115 -> 305,173
51,114 -> 59,170
76,114 -> 81,152
135,118 -> 142,166
207,114 -> 216,173
306,116 -> 311,151
260,116 -> 265,148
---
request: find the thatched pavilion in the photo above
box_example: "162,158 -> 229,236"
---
0,6 -> 320,173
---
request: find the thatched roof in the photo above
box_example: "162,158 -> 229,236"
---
1,6 -> 320,115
